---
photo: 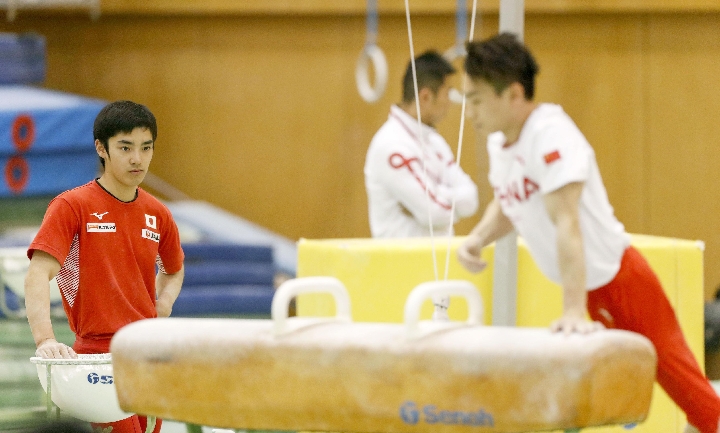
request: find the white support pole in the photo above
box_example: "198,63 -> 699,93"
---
491,0 -> 524,327
499,0 -> 525,41
492,233 -> 517,326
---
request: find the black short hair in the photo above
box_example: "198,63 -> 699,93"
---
402,50 -> 456,103
93,100 -> 157,168
465,33 -> 539,99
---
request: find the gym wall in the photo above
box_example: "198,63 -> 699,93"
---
1,0 -> 719,297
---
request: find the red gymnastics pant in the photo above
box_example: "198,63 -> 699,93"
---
74,337 -> 162,433
588,246 -> 720,433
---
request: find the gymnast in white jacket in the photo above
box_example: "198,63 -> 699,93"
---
364,51 -> 479,238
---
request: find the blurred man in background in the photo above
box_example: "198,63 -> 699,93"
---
365,50 -> 478,238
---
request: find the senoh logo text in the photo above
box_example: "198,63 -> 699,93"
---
87,372 -> 113,384
399,401 -> 494,427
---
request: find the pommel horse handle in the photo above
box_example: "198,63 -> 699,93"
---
271,276 -> 352,336
404,280 -> 484,340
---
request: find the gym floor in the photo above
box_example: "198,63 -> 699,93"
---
0,318 -> 74,431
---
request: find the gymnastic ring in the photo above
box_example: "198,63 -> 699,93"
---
355,44 -> 388,103
448,87 -> 464,105
443,45 -> 468,105
443,44 -> 467,63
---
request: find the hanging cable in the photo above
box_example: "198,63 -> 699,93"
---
403,0 -> 439,283
404,0 -> 480,320
443,0 -> 480,281
444,0 -> 469,62
356,0 -> 388,103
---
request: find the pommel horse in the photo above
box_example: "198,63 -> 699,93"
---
111,277 -> 657,433
29,353 -> 157,433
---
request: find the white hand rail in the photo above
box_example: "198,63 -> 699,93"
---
271,276 -> 351,336
404,279 -> 483,340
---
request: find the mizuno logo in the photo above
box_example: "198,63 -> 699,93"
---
91,212 -> 109,220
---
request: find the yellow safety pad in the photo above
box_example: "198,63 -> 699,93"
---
297,234 -> 705,433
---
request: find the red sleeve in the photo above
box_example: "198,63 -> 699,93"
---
28,197 -> 79,266
157,209 -> 184,274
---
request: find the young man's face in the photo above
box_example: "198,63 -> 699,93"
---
96,127 -> 154,189
464,74 -> 513,135
422,79 -> 452,127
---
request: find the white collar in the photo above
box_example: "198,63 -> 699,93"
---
389,105 -> 436,141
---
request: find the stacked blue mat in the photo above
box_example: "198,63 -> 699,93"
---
171,243 -> 276,317
0,32 -> 45,85
0,33 -> 105,198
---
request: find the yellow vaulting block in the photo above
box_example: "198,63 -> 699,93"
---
297,234 -> 705,433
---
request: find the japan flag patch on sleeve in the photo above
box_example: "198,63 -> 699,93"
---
543,150 -> 561,165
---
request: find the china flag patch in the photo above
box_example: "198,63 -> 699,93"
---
543,150 -> 561,165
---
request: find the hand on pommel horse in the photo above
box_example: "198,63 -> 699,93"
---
111,277 -> 657,433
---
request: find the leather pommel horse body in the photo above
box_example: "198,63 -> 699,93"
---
111,278 -> 657,433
